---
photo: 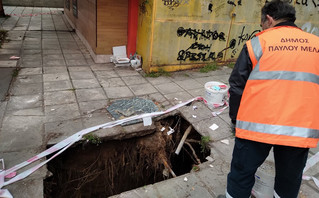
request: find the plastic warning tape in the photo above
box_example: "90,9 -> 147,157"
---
0,97 -> 204,193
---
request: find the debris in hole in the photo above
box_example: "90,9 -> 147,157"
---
221,139 -> 230,145
209,123 -> 219,131
44,115 -> 210,197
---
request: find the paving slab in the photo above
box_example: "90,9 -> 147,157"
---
175,79 -> 203,90
155,82 -> 184,94
69,71 -> 95,79
44,90 -> 77,106
0,60 -> 18,67
18,68 -> 42,76
164,91 -> 193,105
8,107 -> 44,116
75,88 -> 107,102
43,66 -> 67,74
154,173 -> 214,198
0,115 -> 44,152
94,70 -> 119,78
43,72 -> 70,82
122,75 -> 148,85
78,100 -> 108,115
45,118 -> 84,145
72,79 -> 101,89
104,86 -> 134,99
44,103 -> 80,123
6,179 -> 44,198
129,84 -> 158,96
145,76 -> 173,85
97,77 -> 125,90
43,80 -> 73,92
7,94 -> 42,110
14,75 -> 43,84
11,82 -> 43,95
0,68 -> 14,100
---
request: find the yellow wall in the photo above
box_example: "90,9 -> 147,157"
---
137,0 -> 319,73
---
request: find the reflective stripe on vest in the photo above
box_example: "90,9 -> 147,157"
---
237,120 -> 319,139
249,36 -> 319,85
250,37 -> 263,64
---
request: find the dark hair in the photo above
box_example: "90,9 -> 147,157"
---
262,0 -> 296,22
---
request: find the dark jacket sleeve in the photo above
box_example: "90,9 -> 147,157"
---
228,44 -> 252,124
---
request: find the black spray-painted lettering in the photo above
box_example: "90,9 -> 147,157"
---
227,0 -> 242,6
238,26 -> 260,46
227,0 -> 236,6
313,0 -> 319,7
295,0 -> 319,7
177,39 -> 236,61
301,46 -> 319,53
208,3 -> 213,12
269,45 -> 299,51
296,0 -> 308,6
186,42 -> 212,51
177,27 -> 226,41
281,38 -> 309,43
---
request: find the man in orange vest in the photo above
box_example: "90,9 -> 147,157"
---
225,0 -> 319,197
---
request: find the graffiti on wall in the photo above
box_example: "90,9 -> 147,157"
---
227,0 -> 242,6
177,26 -> 260,62
162,0 -> 190,10
177,27 -> 226,41
296,0 -> 319,7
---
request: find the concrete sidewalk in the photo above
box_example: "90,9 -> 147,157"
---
0,6 -> 318,198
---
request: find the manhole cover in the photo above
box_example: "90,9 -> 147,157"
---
107,98 -> 159,125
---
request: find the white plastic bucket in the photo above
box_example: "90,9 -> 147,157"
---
251,161 -> 275,198
204,81 -> 229,108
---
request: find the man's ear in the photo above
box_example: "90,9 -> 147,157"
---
266,14 -> 275,26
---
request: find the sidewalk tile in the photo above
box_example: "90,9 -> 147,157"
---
43,73 -> 70,82
122,75 -> 148,85
70,71 -> 95,79
45,103 -> 80,123
72,79 -> 100,89
104,86 -> 134,99
7,94 -> 42,110
78,100 -> 108,115
43,66 -> 67,74
11,83 -> 43,95
175,79 -> 203,90
94,70 -> 119,78
75,88 -> 107,102
155,82 -> 183,94
99,77 -> 126,88
0,115 -> 43,152
129,84 -> 157,96
44,80 -> 72,92
44,90 -> 77,106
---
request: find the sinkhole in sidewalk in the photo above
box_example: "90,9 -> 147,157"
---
43,115 -> 211,197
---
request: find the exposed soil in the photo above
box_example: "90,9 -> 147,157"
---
44,115 -> 210,198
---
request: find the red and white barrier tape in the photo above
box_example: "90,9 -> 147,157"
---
303,151 -> 319,188
0,97 -> 204,195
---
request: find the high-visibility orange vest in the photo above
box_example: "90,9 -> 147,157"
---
236,26 -> 319,148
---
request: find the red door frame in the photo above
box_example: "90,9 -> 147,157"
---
127,0 -> 139,58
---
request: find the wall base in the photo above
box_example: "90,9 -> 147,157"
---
63,13 -> 111,64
